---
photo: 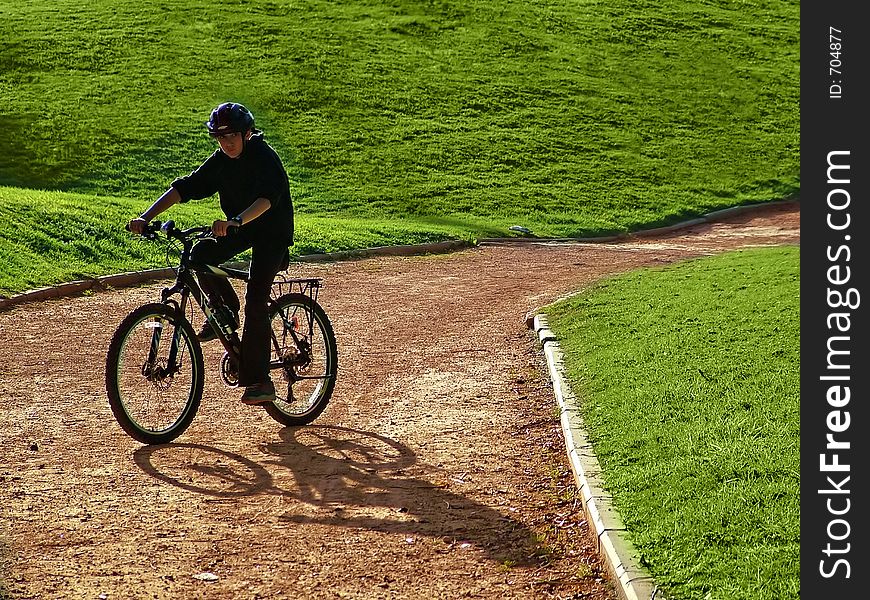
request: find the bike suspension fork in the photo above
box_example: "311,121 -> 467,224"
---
164,289 -> 190,373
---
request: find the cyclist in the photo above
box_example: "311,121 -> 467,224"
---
128,102 -> 294,406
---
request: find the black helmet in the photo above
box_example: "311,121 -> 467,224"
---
206,102 -> 254,135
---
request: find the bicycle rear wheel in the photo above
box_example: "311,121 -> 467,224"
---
263,293 -> 338,426
106,303 -> 204,444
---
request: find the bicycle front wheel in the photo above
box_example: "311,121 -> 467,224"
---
105,303 -> 205,444
263,293 -> 338,426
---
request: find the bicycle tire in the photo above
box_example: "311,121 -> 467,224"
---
263,292 -> 338,426
105,303 -> 205,444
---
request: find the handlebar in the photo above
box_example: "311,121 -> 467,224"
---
127,220 -> 228,243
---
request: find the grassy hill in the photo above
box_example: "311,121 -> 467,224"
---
0,185 -> 486,294
1,0 -> 798,250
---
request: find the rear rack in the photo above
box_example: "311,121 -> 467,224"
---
271,274 -> 323,304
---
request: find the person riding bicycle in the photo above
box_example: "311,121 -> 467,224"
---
128,102 -> 294,406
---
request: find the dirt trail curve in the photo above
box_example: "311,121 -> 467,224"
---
0,201 -> 798,600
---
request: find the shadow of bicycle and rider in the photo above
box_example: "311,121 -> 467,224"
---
133,425 -> 543,566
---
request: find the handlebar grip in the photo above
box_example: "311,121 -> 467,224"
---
125,219 -> 163,236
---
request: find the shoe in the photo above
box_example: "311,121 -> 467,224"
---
241,380 -> 276,405
196,322 -> 218,343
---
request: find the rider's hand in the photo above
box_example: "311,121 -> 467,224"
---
212,219 -> 240,237
128,217 -> 148,235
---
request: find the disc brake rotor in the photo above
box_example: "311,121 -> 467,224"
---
220,352 -> 240,387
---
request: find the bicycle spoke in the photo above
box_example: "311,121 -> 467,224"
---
106,304 -> 204,444
262,293 -> 337,426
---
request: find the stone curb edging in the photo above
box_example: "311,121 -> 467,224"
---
0,267 -> 177,310
295,239 -> 473,263
0,240 -> 472,312
0,200 -> 795,312
531,313 -> 665,600
0,199 -> 797,312
479,198 -> 797,245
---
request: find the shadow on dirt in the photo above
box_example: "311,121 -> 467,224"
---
133,425 -> 546,566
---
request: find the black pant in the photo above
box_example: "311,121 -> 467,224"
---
190,234 -> 289,387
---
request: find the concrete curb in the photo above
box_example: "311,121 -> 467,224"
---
0,268 -> 177,311
0,199 -> 797,313
531,313 -> 665,600
0,240 -> 472,312
479,198 -> 797,245
296,239 -> 473,262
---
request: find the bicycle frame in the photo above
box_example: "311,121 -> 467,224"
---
160,260 -> 243,359
146,220 -> 321,378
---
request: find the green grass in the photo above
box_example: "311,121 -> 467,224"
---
0,185 -> 483,294
0,0 -> 799,295
1,0 -> 798,245
545,246 -> 800,600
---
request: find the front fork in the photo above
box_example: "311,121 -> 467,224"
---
144,288 -> 192,380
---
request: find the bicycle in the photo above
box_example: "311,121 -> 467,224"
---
105,220 -> 338,445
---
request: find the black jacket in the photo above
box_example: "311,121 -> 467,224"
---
171,132 -> 294,245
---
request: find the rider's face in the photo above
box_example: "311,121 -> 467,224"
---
213,130 -> 248,158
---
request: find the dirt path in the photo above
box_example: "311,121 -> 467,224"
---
0,202 -> 798,600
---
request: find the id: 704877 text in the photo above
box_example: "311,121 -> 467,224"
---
829,27 -> 843,99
